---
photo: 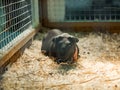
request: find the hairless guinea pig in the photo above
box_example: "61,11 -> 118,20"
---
41,29 -> 79,64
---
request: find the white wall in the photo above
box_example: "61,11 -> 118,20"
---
47,0 -> 65,22
31,0 -> 39,28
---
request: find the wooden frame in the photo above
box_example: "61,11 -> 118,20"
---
0,25 -> 40,71
40,0 -> 120,33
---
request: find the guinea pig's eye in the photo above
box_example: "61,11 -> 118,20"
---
68,37 -> 73,42
58,36 -> 63,41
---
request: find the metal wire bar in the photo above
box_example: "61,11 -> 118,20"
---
0,17 -> 31,42
0,0 -> 32,55
0,10 -> 30,29
0,15 -> 31,34
47,0 -> 120,22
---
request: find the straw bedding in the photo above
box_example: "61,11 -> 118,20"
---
0,32 -> 120,90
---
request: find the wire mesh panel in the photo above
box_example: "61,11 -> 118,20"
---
0,0 -> 32,57
47,0 -> 120,22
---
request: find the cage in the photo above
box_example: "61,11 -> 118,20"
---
0,0 -> 39,69
0,0 -> 120,90
41,0 -> 120,32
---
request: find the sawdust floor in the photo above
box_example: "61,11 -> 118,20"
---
0,32 -> 120,90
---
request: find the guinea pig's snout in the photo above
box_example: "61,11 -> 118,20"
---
62,41 -> 71,48
65,40 -> 71,45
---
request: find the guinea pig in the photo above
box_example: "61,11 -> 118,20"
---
41,29 -> 79,64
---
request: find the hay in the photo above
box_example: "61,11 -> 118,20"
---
0,32 -> 120,90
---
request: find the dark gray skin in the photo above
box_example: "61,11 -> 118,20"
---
41,29 -> 62,56
41,29 -> 79,64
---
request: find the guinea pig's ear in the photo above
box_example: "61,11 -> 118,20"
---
74,37 -> 79,42
52,36 -> 63,43
68,37 -> 79,43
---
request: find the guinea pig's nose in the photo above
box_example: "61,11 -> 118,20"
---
65,40 -> 70,44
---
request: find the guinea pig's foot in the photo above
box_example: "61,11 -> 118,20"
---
41,50 -> 46,54
56,59 -> 63,64
67,59 -> 74,64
